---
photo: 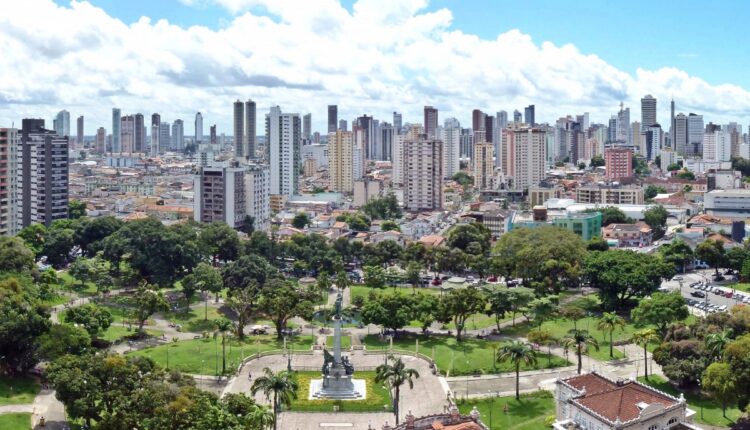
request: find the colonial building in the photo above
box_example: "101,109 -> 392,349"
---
554,372 -> 701,430
383,406 -> 488,430
602,222 -> 653,248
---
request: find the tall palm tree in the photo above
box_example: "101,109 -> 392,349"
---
214,318 -> 233,374
631,328 -> 660,380
375,357 -> 420,424
247,404 -> 275,430
705,329 -> 733,362
561,329 -> 599,374
497,341 -> 537,400
251,368 -> 299,430
596,312 -> 625,358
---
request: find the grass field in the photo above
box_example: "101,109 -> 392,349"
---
0,413 -> 31,430
99,325 -> 164,342
728,283 -> 750,293
59,271 -> 98,296
457,391 -> 555,430
363,334 -> 569,376
325,335 -> 352,350
637,375 -> 742,427
287,371 -> 391,413
0,375 -> 39,406
130,335 -> 313,375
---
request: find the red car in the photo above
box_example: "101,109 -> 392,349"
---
725,291 -> 733,299
487,276 -> 497,282
431,278 -> 442,286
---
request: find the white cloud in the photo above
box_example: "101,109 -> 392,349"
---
0,0 -> 749,135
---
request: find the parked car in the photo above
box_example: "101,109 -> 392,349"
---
487,276 -> 497,282
431,278 -> 442,286
724,291 -> 733,298
691,291 -> 706,298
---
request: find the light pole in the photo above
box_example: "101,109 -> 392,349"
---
697,378 -> 703,420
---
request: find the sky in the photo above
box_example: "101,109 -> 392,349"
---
2,0 -> 750,136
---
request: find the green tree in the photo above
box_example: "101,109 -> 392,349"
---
586,236 -> 609,251
445,223 -> 491,252
527,328 -> 555,366
589,155 -> 605,167
659,240 -> 694,273
675,169 -> 695,180
214,318 -> 233,374
64,304 -> 114,338
0,237 -> 35,273
251,368 -> 298,430
726,247 -> 748,272
381,220 -> 400,232
527,295 -> 558,328
0,277 -> 51,373
562,329 -> 599,374
702,362 -> 737,418
705,329 -> 733,362
222,254 -> 277,291
291,212 -> 311,229
361,292 -> 413,336
73,216 -> 123,257
451,171 -> 474,187
585,250 -> 675,309
696,239 -> 726,276
667,163 -> 681,171
68,200 -> 87,219
18,223 -> 47,255
631,292 -> 688,337
259,279 -> 315,339
643,205 -> 669,238
361,193 -> 402,220
132,283 -> 169,332
583,206 -> 633,226
560,306 -> 586,330
405,261 -> 422,292
497,341 -> 537,400
42,224 -> 75,268
596,312 -> 626,358
200,222 -> 241,264
410,293 -> 439,333
38,324 -> 91,360
183,262 -> 223,318
645,184 -> 667,200
375,357 -> 419,424
437,287 -> 487,341
226,280 -> 262,340
363,265 -> 386,289
507,286 -> 535,326
631,329 -> 660,379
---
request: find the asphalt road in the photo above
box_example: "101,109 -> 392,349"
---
660,269 -> 747,315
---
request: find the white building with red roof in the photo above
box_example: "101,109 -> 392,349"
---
554,372 -> 702,430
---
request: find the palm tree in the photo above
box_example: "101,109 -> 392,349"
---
705,329 -> 733,362
561,329 -> 599,374
526,328 -> 555,367
631,328 -> 660,380
375,357 -> 420,424
497,341 -> 537,400
247,404 -> 275,430
596,312 -> 626,358
214,318 -> 233,374
251,368 -> 299,430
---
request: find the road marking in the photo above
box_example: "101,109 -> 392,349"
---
319,423 -> 354,427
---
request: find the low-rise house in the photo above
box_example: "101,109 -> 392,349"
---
418,234 -> 445,248
370,230 -> 405,246
554,372 -> 701,430
602,222 -> 653,248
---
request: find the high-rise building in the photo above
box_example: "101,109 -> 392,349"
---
303,113 -> 311,141
380,122 -> 394,161
460,127 -> 474,160
245,100 -> 256,159
195,112 -> 203,144
328,105 -> 338,134
210,125 -> 217,145
674,113 -> 688,155
641,95 -> 657,130
233,100 -> 244,158
95,127 -> 106,154
502,127 -> 547,191
484,115 -> 495,144
604,148 -> 633,180
172,120 -> 184,151
266,106 -> 301,197
0,128 -> 18,236
442,118 -> 460,179
513,110 -> 522,124
644,125 -> 663,161
53,110 -> 70,138
472,109 -> 485,132
424,105 -> 438,139
159,123 -> 171,153
393,112 -> 402,132
112,108 -> 121,153
497,111 -> 508,130
328,130 -> 354,193
194,163 -> 248,228
245,164 -> 270,231
355,115 -> 377,160
403,134 -> 443,211
120,115 -> 135,153
616,103 -> 631,144
687,113 -> 704,155
134,113 -> 144,152
17,119 -> 68,229
76,116 -> 83,149
670,99 -> 676,147
338,119 -> 347,132
150,114 -> 160,155
473,138 -> 494,190
524,105 -> 535,125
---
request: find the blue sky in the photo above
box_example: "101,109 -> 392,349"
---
84,0 -> 750,89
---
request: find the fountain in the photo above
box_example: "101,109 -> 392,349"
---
309,289 -> 366,400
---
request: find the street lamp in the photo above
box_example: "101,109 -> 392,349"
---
488,391 -> 494,428
697,379 -> 703,420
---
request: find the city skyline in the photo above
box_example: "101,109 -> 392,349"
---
3,1 -> 750,135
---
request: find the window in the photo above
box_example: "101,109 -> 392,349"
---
648,424 -> 658,430
667,417 -> 678,426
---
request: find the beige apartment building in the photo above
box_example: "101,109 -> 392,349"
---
403,134 -> 443,211
328,130 -> 354,192
576,184 -> 644,205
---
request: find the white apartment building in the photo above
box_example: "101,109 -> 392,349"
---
328,130 -> 354,193
392,134 -> 405,186
245,164 -> 270,231
266,106 -> 300,198
403,134 -> 443,211
473,141 -> 494,190
0,128 -> 18,236
441,118 -> 460,179
702,129 -> 731,162
17,119 -> 68,229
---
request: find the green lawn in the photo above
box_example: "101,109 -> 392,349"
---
288,371 -> 391,413
59,271 -> 98,296
458,391 -> 554,430
363,334 -> 569,376
0,375 -> 40,406
40,293 -> 71,307
325,335 -> 352,350
728,283 -> 750,293
130,335 -> 313,375
637,375 -> 742,427
0,413 -> 31,430
99,325 -> 164,342
158,305 -> 228,333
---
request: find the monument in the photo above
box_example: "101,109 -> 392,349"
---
310,289 -> 366,399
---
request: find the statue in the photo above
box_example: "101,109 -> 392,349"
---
335,289 -> 343,317
322,349 -> 334,376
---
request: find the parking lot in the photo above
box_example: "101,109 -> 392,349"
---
661,270 -> 747,316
